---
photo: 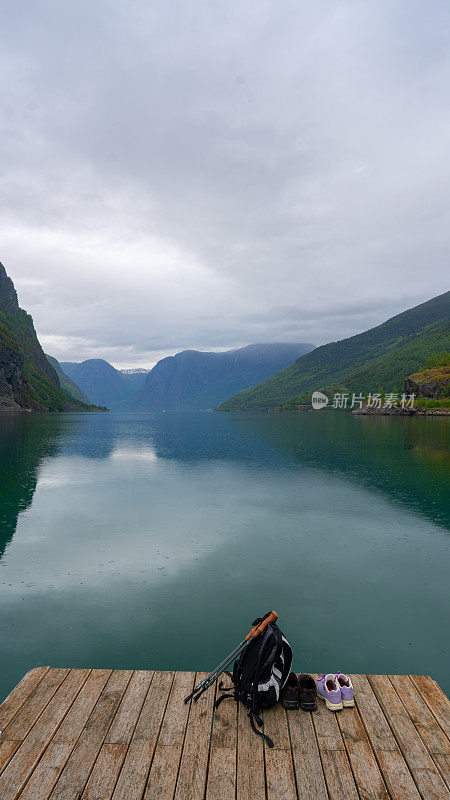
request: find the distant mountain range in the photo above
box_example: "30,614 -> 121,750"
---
2,256 -> 447,415
0,263 -> 100,412
219,291 -> 450,410
62,343 -> 315,410
60,359 -> 148,408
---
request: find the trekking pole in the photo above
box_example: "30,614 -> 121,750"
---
184,611 -> 278,704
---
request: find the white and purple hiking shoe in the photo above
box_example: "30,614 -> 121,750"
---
336,672 -> 354,707
316,674 -> 343,711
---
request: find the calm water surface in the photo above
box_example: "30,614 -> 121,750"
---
0,411 -> 449,701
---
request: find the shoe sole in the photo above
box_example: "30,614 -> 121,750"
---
317,693 -> 343,711
342,699 -> 355,707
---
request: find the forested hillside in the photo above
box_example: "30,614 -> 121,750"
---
219,292 -> 450,410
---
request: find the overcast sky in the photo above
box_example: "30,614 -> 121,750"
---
1,0 -> 449,367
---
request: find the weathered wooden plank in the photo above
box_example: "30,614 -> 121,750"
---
287,707 -> 328,800
18,669 -> 112,800
433,755 -> 450,793
264,703 -> 297,800
369,674 -> 449,800
0,668 -> 50,735
312,693 -> 359,800
105,670 -> 154,745
173,672 -> 216,800
336,701 -> 390,800
389,676 -> 450,755
85,744 -> 129,799
51,670 -> 113,746
390,675 -> 450,788
0,669 -> 71,779
0,669 -> 89,800
1,668 -> 70,743
352,674 -> 422,800
205,692 -> 237,800
236,701 -> 265,800
410,675 -> 450,739
0,741 -> 21,775
151,672 -> 195,750
143,672 -> 195,800
49,670 -> 133,800
352,674 -> 399,752
111,670 -> 174,800
81,670 -> 154,800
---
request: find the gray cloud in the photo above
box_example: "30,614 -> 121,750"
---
0,0 -> 449,366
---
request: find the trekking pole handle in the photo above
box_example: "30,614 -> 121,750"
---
245,610 -> 278,641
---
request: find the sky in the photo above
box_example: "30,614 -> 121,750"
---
1,0 -> 449,368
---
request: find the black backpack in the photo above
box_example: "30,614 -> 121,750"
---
215,613 -> 293,747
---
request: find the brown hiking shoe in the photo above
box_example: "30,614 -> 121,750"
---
298,674 -> 317,710
281,673 -> 300,709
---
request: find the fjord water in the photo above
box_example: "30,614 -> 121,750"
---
0,411 -> 449,701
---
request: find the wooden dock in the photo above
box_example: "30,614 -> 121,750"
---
0,668 -> 449,799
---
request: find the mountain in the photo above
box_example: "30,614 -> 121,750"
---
134,343 -> 315,410
60,359 -> 148,407
61,344 -> 314,410
0,262 -> 99,412
218,292 -> 450,410
46,355 -> 91,404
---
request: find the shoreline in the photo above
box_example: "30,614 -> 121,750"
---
352,406 -> 450,416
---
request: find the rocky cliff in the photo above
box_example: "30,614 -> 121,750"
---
0,344 -> 26,410
0,262 -> 99,411
404,366 -> 450,399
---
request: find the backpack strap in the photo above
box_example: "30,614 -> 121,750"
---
218,679 -> 234,691
246,625 -> 278,748
253,624 -> 280,694
255,625 -> 278,675
279,636 -> 293,689
214,692 -> 234,709
248,709 -> 274,748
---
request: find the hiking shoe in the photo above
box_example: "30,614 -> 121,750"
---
281,673 -> 300,709
316,674 -> 343,711
336,672 -> 354,707
298,674 -> 317,711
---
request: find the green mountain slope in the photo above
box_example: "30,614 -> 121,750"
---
46,355 -> 91,404
218,292 -> 450,410
0,262 -> 102,411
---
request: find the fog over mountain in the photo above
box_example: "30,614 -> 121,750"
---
1,1 -> 449,367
